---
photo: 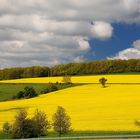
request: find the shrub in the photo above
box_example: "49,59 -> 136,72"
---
3,122 -> 12,134
52,106 -> 72,137
15,86 -> 37,99
41,83 -> 58,94
24,86 -> 37,98
62,75 -> 72,84
48,83 -> 58,92
17,91 -> 24,99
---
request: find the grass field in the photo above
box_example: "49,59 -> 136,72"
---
0,83 -> 78,101
0,76 -> 140,131
0,83 -> 49,101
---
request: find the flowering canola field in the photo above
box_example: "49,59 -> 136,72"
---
0,74 -> 140,84
0,75 -> 140,131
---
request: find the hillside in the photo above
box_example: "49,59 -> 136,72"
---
0,75 -> 140,84
0,75 -> 140,131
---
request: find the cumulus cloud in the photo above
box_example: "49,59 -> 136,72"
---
0,0 -> 140,67
108,39 -> 140,60
91,21 -> 113,40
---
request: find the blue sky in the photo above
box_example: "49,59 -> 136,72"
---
88,23 -> 140,60
0,0 -> 140,67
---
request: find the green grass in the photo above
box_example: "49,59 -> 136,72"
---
1,131 -> 140,139
45,131 -> 140,137
0,83 -> 79,102
0,132 -> 11,139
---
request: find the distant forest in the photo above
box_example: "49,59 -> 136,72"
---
0,59 -> 140,80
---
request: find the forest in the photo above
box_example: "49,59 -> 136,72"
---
0,59 -> 140,80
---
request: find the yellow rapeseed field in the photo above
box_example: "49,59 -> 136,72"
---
0,74 -> 140,84
0,76 -> 140,131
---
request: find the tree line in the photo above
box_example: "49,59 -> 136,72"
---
0,59 -> 140,80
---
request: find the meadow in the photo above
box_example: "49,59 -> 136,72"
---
0,74 -> 140,132
0,83 -> 78,101
0,83 -> 49,101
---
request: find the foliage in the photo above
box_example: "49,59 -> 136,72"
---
2,122 -> 12,134
32,109 -> 50,136
16,86 -> 37,99
11,109 -> 50,139
99,77 -> 107,88
40,83 -> 75,94
135,120 -> 140,127
0,60 -> 140,80
52,106 -> 71,137
62,75 -> 72,84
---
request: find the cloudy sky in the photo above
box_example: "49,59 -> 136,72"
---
0,0 -> 140,68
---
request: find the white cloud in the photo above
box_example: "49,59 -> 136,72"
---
108,39 -> 140,60
0,0 -> 140,67
91,21 -> 113,40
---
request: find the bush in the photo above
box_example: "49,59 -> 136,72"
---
15,86 -> 37,99
41,83 -> 58,94
3,122 -> 12,134
17,91 -> 24,99
52,106 -> 72,137
48,83 -> 58,92
62,75 -> 72,84
24,86 -> 37,98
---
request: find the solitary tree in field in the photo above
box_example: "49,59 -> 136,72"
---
62,75 -> 72,84
52,106 -> 71,137
99,77 -> 107,88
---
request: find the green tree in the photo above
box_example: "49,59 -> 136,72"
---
12,109 -> 37,138
52,106 -> 71,137
11,109 -> 50,138
62,75 -> 72,84
99,77 -> 107,88
32,109 -> 50,136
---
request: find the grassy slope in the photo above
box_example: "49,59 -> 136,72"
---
0,84 -> 48,101
0,83 -> 79,101
0,84 -> 140,131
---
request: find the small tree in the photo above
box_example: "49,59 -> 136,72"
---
32,109 -> 50,136
12,109 -> 32,138
52,106 -> 71,137
99,77 -> 107,88
11,109 -> 50,138
62,75 -> 72,84
3,122 -> 12,134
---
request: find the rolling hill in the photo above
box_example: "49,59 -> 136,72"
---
0,75 -> 140,131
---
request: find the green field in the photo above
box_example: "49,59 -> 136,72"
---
0,83 -> 78,101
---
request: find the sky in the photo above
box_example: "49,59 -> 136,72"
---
0,0 -> 140,68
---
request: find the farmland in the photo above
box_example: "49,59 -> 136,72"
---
0,74 -> 140,84
0,75 -> 140,132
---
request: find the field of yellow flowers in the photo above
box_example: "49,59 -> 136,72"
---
0,75 -> 140,131
0,74 -> 140,84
